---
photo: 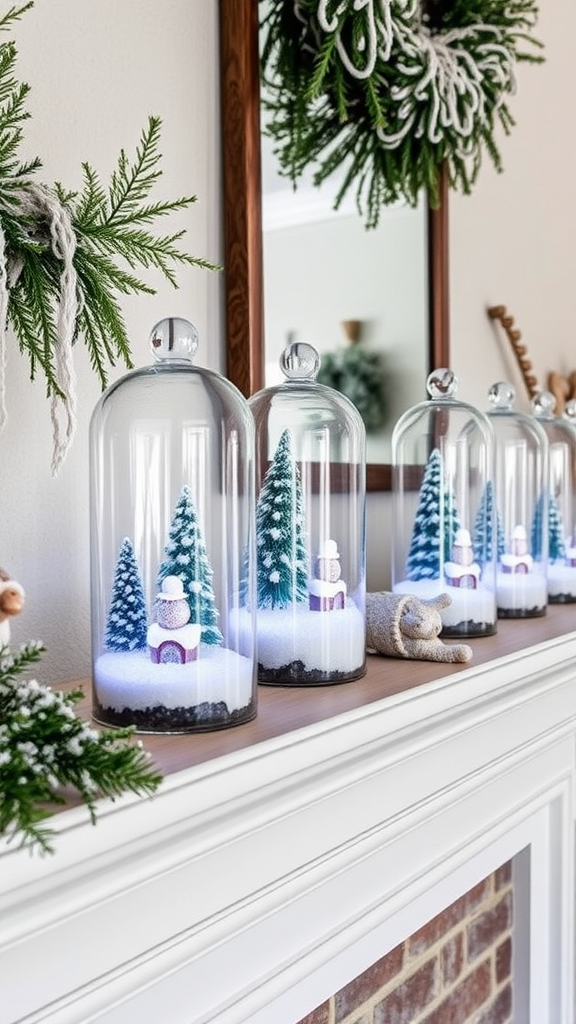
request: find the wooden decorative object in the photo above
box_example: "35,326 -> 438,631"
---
487,304 -> 539,401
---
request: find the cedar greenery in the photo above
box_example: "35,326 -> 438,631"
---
260,0 -> 544,228
0,2 -> 217,398
0,641 -> 163,854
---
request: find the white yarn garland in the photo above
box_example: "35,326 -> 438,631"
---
263,0 -> 541,222
0,184 -> 79,475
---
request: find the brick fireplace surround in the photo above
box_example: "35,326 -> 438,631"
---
297,862 -> 513,1024
1,606 -> 575,1024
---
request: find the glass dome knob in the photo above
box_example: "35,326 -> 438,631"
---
564,399 -> 576,424
531,390 -> 556,419
488,381 -> 515,410
426,368 -> 457,399
280,341 -> 320,381
149,317 -> 199,363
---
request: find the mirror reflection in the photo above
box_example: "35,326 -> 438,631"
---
261,129 -> 429,464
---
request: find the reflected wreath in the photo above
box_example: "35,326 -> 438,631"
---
260,0 -> 543,227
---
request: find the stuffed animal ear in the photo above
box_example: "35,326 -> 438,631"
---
421,592 -> 451,612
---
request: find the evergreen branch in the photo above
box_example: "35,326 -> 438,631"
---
0,642 -> 163,854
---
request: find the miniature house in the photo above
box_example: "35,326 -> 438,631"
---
443,528 -> 481,589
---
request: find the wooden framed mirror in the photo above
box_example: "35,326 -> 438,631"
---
219,0 -> 450,491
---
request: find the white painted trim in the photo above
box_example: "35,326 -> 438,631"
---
2,630 -> 576,1023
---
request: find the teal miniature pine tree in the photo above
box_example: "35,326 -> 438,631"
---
157,486 -> 223,645
547,492 -> 566,562
530,492 -> 548,561
105,537 -> 148,652
256,428 -> 309,608
473,481 -> 504,566
405,448 -> 461,581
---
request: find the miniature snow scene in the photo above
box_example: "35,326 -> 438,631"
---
89,317 -> 257,732
487,382 -> 548,617
93,488 -> 255,732
249,340 -> 366,685
533,393 -> 576,603
393,449 -> 496,635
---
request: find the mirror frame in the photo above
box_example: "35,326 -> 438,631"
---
219,0 -> 450,491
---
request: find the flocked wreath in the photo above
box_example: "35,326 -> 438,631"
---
260,0 -> 543,228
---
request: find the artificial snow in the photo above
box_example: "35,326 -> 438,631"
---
253,601 -> 365,674
94,645 -> 254,712
496,569 -> 547,612
547,563 -> 576,601
393,578 -> 496,631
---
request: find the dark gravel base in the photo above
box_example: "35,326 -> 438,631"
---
548,593 -> 576,604
258,660 -> 366,687
497,605 -> 547,619
92,699 -> 256,734
441,619 -> 497,639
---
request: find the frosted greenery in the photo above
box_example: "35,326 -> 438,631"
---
260,0 -> 543,228
256,429 -> 309,609
405,448 -> 461,581
0,642 -> 162,853
157,486 -> 223,645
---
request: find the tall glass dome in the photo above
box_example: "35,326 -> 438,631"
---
89,317 -> 257,732
487,382 -> 549,618
249,342 -> 366,684
532,391 -> 576,603
391,369 -> 497,637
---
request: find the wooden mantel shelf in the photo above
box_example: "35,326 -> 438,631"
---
2,606 -> 576,1024
60,603 -> 576,778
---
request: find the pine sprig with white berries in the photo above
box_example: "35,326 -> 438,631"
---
0,642 -> 162,854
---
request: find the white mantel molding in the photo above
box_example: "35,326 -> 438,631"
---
1,628 -> 576,1024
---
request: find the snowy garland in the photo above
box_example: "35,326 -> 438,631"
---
260,0 -> 543,227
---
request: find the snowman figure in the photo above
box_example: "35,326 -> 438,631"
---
309,539 -> 348,611
501,524 -> 533,574
444,528 -> 481,589
148,575 -> 201,663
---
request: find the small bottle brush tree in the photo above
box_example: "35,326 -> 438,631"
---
547,493 -> 566,563
473,480 -> 504,567
256,428 -> 309,608
405,448 -> 462,581
157,486 -> 223,645
105,537 -> 148,653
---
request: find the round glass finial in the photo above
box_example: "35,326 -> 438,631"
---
488,381 -> 515,411
280,341 -> 320,381
426,368 -> 457,400
531,390 -> 556,419
564,399 -> 576,425
149,317 -> 199,363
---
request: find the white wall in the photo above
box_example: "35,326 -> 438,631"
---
450,0 -> 576,414
0,0 -> 221,679
1,2 -> 572,677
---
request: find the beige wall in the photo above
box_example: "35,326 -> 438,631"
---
1,2 -> 571,678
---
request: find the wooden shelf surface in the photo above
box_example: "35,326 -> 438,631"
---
58,604 -> 576,779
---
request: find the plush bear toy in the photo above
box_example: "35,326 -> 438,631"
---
365,591 -> 472,663
0,568 -> 25,649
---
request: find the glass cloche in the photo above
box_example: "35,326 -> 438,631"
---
391,369 -> 497,637
89,317 -> 257,732
487,382 -> 549,618
532,391 -> 576,603
248,342 -> 366,685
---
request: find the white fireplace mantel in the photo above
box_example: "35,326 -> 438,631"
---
2,619 -> 576,1024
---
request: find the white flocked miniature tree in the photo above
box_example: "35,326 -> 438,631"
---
105,537 -> 148,652
157,486 -> 223,645
406,448 -> 461,581
256,428 -> 309,608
